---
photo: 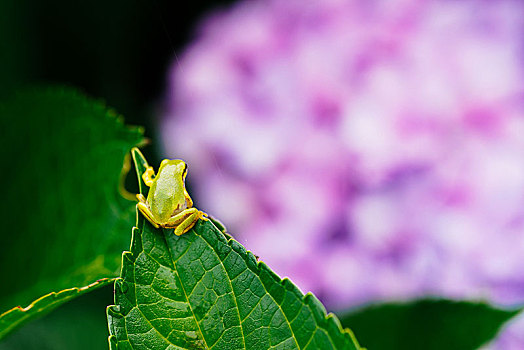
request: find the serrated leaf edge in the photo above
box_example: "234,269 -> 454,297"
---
213,227 -> 361,349
5,86 -> 147,139
211,225 -> 360,347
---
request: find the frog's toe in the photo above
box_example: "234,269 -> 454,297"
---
199,211 -> 209,221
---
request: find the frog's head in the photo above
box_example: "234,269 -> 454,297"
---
159,159 -> 187,180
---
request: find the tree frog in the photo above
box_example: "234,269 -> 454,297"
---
136,158 -> 207,236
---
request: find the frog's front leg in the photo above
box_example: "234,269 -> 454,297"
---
136,195 -> 160,229
142,166 -> 156,187
164,208 -> 208,236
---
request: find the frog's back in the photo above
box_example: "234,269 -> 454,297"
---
149,162 -> 186,223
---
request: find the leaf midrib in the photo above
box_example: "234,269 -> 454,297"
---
201,247 -> 247,349
129,234 -> 202,349
162,230 -> 210,349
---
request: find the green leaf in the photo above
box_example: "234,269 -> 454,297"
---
339,299 -> 520,350
0,283 -> 115,350
0,87 -> 144,338
0,278 -> 114,339
107,148 -> 361,350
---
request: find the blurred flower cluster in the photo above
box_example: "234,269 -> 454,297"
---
162,0 -> 524,347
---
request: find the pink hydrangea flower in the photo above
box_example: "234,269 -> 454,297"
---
162,0 -> 524,347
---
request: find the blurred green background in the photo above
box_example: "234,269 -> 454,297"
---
0,0 -> 234,348
0,0 -> 235,160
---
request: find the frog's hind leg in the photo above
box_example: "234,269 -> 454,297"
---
137,202 -> 160,228
164,208 -> 208,236
174,211 -> 201,236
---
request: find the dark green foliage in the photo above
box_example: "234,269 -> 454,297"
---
0,87 -> 144,338
340,299 -> 520,350
0,278 -> 114,339
0,282 -> 114,347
